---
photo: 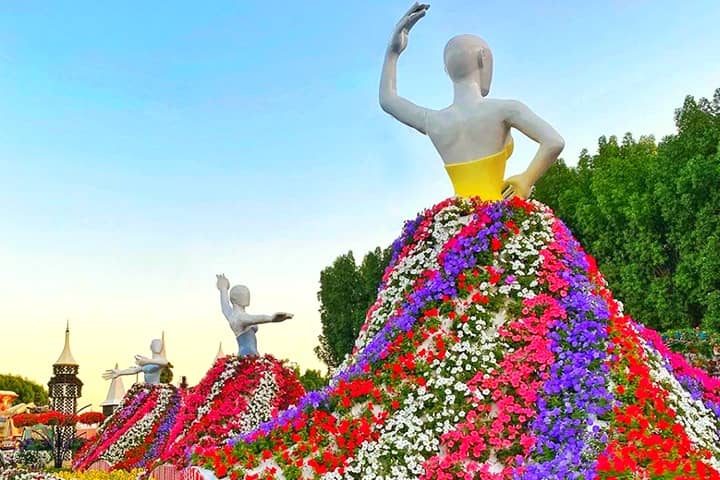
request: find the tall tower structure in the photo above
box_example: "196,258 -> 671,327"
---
47,321 -> 83,467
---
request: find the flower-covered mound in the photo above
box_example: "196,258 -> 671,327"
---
158,355 -> 305,469
73,384 -> 182,471
189,197 -> 720,480
73,356 -> 303,474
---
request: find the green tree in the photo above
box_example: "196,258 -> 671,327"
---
654,90 -> 720,330
160,363 -> 174,384
535,88 -> 720,332
316,247 -> 391,368
0,374 -> 49,405
296,369 -> 329,392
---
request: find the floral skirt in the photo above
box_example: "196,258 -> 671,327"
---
190,197 -> 720,480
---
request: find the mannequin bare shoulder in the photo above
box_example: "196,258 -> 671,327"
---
500,100 -> 564,151
498,99 -> 565,198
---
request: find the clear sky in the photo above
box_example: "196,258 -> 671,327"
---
1,1 -> 719,410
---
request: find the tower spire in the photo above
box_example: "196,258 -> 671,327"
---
54,319 -> 77,366
160,331 -> 167,359
215,341 -> 225,360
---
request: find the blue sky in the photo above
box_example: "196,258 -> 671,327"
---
1,1 -> 718,408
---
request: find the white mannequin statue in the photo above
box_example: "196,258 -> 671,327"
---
215,274 -> 293,357
379,3 -> 565,200
102,339 -> 169,385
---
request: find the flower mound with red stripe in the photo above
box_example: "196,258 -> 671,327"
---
73,356 -> 303,473
189,197 -> 720,480
73,383 -> 182,471
157,355 -> 305,469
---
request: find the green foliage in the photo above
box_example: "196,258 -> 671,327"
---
69,437 -> 87,454
295,369 -> 329,392
316,247 -> 392,368
160,363 -> 174,384
662,328 -> 720,374
0,375 -> 49,406
535,88 -> 720,332
12,450 -> 51,470
19,438 -> 51,452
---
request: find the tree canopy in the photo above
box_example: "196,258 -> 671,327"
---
534,88 -> 720,332
315,247 -> 391,369
0,374 -> 49,405
294,368 -> 329,392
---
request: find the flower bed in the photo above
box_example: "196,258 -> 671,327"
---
0,470 -> 61,480
72,384 -> 182,471
71,355 -> 304,473
188,197 -> 720,479
158,355 -> 304,468
57,468 -> 145,480
8,452 -> 50,472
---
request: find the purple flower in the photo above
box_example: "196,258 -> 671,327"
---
518,220 -> 612,480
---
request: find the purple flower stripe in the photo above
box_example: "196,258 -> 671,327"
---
518,219 -> 613,480
142,388 -> 183,466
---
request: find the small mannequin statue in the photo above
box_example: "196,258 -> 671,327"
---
102,339 -> 169,385
379,3 -> 565,200
215,274 -> 293,357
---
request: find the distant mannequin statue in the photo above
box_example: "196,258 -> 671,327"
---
379,3 -> 565,200
215,274 -> 293,357
102,339 -> 169,385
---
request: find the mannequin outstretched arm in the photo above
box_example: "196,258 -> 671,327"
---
241,312 -> 294,327
102,365 -> 141,380
379,3 -> 432,134
6,403 -> 32,415
502,100 -> 565,199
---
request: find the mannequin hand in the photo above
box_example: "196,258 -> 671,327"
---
503,173 -> 534,200
216,274 -> 230,291
102,369 -> 119,380
388,3 -> 429,55
271,312 -> 293,323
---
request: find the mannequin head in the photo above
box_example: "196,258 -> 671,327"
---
150,339 -> 163,355
444,34 -> 493,96
229,285 -> 251,307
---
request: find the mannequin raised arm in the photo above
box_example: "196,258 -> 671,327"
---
216,274 -> 234,320
379,3 -> 432,134
502,101 -> 565,199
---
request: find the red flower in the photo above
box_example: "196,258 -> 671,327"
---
78,411 -> 105,425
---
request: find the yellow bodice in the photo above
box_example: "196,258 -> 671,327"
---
444,140 -> 514,200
